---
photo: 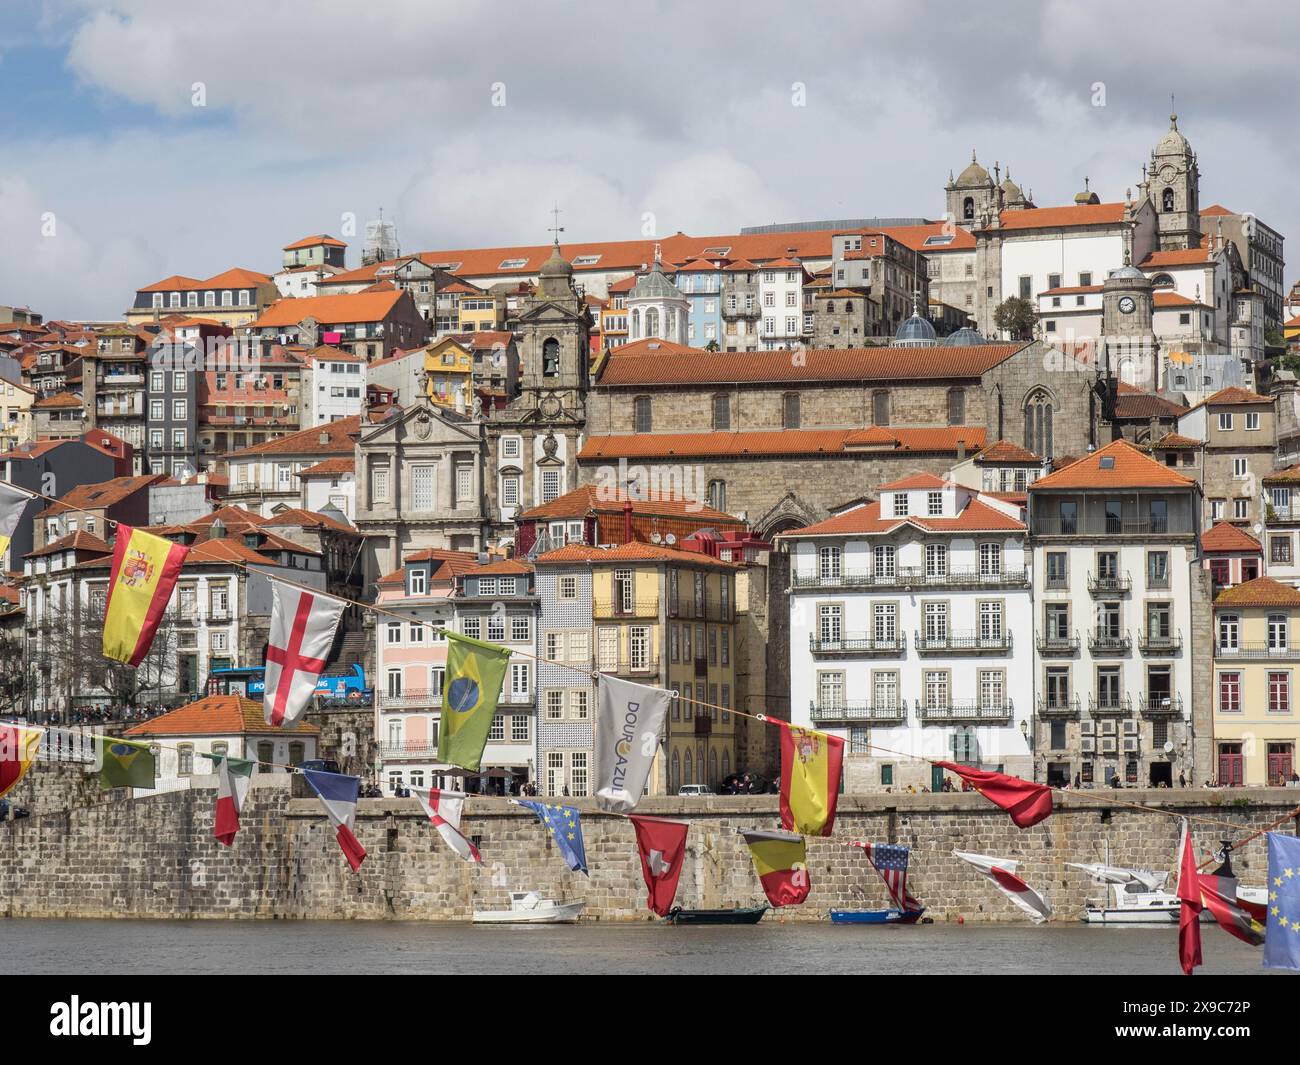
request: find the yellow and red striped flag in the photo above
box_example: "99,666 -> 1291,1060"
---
776,720 -> 844,836
0,723 -> 42,798
742,828 -> 810,908
102,524 -> 189,667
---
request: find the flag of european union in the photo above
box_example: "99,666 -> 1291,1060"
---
515,800 -> 588,875
1264,833 -> 1300,971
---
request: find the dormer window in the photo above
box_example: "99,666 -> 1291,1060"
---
410,569 -> 427,596
892,494 -> 908,518
927,491 -> 943,516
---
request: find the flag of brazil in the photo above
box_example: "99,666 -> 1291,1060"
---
438,631 -> 512,772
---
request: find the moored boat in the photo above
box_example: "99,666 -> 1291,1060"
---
663,905 -> 768,925
472,891 -> 585,924
830,907 -> 925,925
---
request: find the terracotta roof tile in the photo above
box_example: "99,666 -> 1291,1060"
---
1204,385 -> 1270,405
138,268 -> 270,293
1200,522 -> 1262,553
998,203 -> 1128,231
32,392 -> 83,409
519,485 -> 742,525
253,291 -> 408,328
283,234 -> 346,251
46,474 -> 163,515
1214,576 -> 1300,609
1152,432 -> 1201,449
124,694 -> 319,738
578,426 -> 984,462
1263,464 -> 1300,486
26,530 -> 112,558
780,496 -> 1024,537
1113,386 -> 1188,420
974,439 -> 1040,463
877,472 -> 950,491
534,541 -> 741,569
297,457 -> 355,477
221,415 -> 359,460
1029,439 -> 1195,490
1140,247 -> 1214,268
260,508 -> 356,534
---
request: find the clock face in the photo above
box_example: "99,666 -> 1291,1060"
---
1118,296 -> 1136,314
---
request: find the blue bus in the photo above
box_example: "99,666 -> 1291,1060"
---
207,663 -> 370,702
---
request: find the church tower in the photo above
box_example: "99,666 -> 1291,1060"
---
1143,111 -> 1201,251
945,151 -> 997,231
1100,255 -> 1159,390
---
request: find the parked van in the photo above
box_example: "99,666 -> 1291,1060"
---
677,784 -> 714,796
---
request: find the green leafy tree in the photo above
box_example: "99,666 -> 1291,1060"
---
994,296 -> 1038,341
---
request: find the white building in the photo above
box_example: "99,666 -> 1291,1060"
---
123,693 -> 319,793
303,346 -> 367,426
627,256 -> 690,346
1027,439 -> 1203,788
783,472 -> 1033,792
759,258 -> 810,350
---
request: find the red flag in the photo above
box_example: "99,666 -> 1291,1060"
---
1198,873 -> 1265,946
629,815 -> 688,917
935,761 -> 1052,827
1176,821 -> 1203,975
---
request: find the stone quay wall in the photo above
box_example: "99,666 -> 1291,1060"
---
1,775 -> 1297,922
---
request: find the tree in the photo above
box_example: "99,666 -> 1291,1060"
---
0,628 -> 25,715
994,296 -> 1038,341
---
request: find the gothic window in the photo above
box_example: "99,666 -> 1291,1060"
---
542,337 -> 560,378
633,396 -> 652,433
963,197 -> 974,221
782,392 -> 800,429
1162,187 -> 1175,212
872,389 -> 890,427
645,307 -> 660,338
712,394 -> 731,431
947,387 -> 965,426
844,300 -> 853,312
826,302 -> 835,314
1024,389 -> 1053,457
708,480 -> 726,511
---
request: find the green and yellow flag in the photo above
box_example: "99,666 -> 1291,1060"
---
438,631 -> 511,771
98,736 -> 156,790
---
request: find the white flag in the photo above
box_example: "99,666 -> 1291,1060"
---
263,579 -> 345,727
412,786 -> 481,863
594,674 -> 672,813
953,850 -> 1053,924
0,481 -> 35,564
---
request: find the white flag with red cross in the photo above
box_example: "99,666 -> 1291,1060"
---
263,579 -> 345,728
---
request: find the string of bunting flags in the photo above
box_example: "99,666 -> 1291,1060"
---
3,478 -> 1300,970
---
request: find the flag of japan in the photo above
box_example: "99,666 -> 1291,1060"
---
264,579 -> 345,728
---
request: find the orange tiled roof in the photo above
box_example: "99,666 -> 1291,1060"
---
1214,576 -> 1300,609
1204,385 -> 1270,406
998,203 -> 1128,231
26,530 -> 112,558
578,426 -> 984,462
32,392 -> 83,410
283,234 -> 346,251
1153,291 -> 1200,308
1200,522 -> 1262,553
1041,284 -> 1103,296
222,415 -> 360,460
138,268 -> 270,293
781,496 -> 1024,537
1028,439 -> 1195,490
844,426 -> 986,452
596,343 -> 1024,387
297,457 -> 355,477
878,222 -> 976,252
1140,247 -> 1214,268
1201,204 -> 1235,218
1263,464 -> 1300,486
46,474 -> 163,515
877,472 -> 950,491
534,541 -> 741,569
465,559 -> 533,576
519,484 -> 743,525
124,694 -> 319,737
1152,432 -> 1201,449
253,291 -> 408,328
1113,384 -> 1187,420
261,508 -> 356,534
975,439 -> 1040,463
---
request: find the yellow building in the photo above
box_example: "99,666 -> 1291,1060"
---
422,337 -> 476,410
545,541 -> 741,795
1213,576 -> 1300,786
0,377 -> 36,450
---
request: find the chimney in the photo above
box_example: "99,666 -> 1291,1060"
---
956,438 -> 966,461
319,432 -> 329,446
623,499 -> 633,544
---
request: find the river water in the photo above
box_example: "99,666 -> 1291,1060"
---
1,918 -> 1278,975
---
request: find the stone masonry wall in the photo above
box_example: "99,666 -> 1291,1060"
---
2,764 -> 1297,922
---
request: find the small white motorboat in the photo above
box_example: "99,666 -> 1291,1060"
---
472,891 -> 585,925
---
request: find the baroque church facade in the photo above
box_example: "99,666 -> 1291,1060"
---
353,241 -> 592,582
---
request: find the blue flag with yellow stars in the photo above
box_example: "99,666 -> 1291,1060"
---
1264,833 -> 1300,971
514,800 -> 588,875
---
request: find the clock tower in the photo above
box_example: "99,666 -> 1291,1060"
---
1101,255 -> 1159,390
1143,111 -> 1201,252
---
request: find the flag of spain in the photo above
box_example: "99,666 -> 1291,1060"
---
102,525 -> 189,667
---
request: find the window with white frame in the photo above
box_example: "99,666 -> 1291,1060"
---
927,491 -> 943,516
818,546 -> 841,581
511,614 -> 531,642
925,543 -> 948,578
409,569 -> 426,596
873,602 -> 896,642
980,542 -> 1002,577
818,604 -> 842,643
874,544 -> 895,578
546,690 -> 564,720
558,575 -> 577,599
510,662 -> 530,699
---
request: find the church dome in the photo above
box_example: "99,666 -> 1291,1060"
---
1000,168 -> 1024,201
956,150 -> 990,186
1155,113 -> 1191,156
1109,263 -> 1147,281
630,266 -> 684,302
944,326 -> 986,346
895,310 -> 937,347
539,243 -> 574,279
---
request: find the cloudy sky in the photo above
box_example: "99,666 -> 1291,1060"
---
2,0 -> 1296,320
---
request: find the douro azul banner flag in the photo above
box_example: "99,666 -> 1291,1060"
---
594,674 -> 671,813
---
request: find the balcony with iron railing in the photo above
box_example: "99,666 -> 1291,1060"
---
1214,641 -> 1300,661
1036,631 -> 1080,655
1266,505 -> 1299,523
913,630 -> 1012,655
916,699 -> 1014,724
792,567 -> 1028,591
377,743 -> 441,760
1087,572 -> 1132,595
1138,693 -> 1184,717
809,701 -> 907,726
809,633 -> 906,657
593,596 -> 659,619
1089,694 -> 1133,716
1138,630 -> 1182,656
667,596 -> 735,622
1088,630 -> 1132,655
595,658 -> 661,677
1032,515 -> 1190,538
1036,695 -> 1080,717
379,688 -> 443,709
